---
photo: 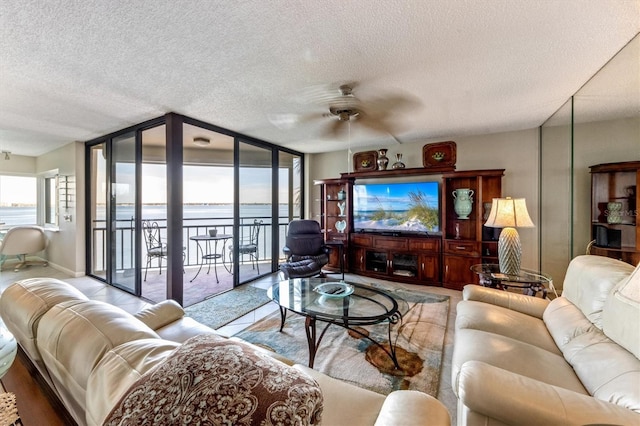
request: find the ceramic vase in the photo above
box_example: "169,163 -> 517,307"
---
377,149 -> 389,170
391,153 -> 406,169
452,188 -> 474,219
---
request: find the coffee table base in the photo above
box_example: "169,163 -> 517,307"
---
277,306 -> 402,370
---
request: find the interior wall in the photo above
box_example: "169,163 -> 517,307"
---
36,142 -> 84,276
307,128 -> 541,270
0,155 -> 36,174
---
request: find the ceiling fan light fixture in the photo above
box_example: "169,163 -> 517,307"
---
193,137 -> 210,147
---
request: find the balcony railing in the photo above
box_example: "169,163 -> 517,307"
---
91,216 -> 295,273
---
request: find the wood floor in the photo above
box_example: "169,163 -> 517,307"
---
2,350 -> 71,426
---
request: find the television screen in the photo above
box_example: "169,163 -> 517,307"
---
353,181 -> 440,234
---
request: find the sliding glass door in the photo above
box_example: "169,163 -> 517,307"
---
237,141 -> 273,283
110,131 -> 138,294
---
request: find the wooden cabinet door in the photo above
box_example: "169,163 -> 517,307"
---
350,246 -> 366,273
419,254 -> 440,284
443,255 -> 479,290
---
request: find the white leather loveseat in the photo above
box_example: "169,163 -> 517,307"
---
0,277 -> 450,426
452,255 -> 639,425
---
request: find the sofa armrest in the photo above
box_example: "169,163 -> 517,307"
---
374,390 -> 450,426
134,300 -> 184,330
458,360 -> 640,426
462,285 -> 549,318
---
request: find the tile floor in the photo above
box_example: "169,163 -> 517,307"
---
0,263 -> 461,423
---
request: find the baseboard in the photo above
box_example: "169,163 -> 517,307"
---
44,261 -> 85,278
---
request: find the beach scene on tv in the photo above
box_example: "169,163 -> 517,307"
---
353,181 -> 440,233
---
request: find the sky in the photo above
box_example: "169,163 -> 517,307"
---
0,176 -> 37,205
105,163 -> 295,204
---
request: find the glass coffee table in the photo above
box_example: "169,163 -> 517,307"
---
267,278 -> 408,369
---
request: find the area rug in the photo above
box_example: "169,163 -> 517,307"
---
235,285 -> 449,396
184,285 -> 270,329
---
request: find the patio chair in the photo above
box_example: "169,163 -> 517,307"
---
0,226 -> 49,271
229,219 -> 263,274
142,220 -> 169,281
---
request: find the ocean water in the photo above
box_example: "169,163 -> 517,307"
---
0,204 -> 294,227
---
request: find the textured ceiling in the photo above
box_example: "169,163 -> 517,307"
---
0,0 -> 639,157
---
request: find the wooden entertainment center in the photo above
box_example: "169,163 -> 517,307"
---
314,167 -> 504,290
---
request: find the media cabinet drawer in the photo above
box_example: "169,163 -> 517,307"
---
444,240 -> 480,256
409,239 -> 440,251
351,235 -> 372,246
376,237 -> 408,250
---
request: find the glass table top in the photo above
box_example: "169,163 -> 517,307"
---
267,278 -> 409,325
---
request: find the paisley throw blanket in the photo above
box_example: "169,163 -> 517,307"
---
104,334 -> 323,425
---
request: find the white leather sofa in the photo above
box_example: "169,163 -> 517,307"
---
452,255 -> 640,426
0,277 -> 450,426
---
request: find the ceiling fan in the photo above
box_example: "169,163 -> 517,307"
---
271,83 -> 418,143
318,84 -> 411,142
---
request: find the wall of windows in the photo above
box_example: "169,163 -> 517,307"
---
86,113 -> 304,306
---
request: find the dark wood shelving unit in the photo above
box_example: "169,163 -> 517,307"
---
589,161 -> 639,266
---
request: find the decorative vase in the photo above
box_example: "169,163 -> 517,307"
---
391,153 -> 406,169
483,202 -> 493,221
337,188 -> 346,200
337,202 -> 346,216
452,188 -> 474,219
335,220 -> 347,233
377,149 -> 389,170
606,201 -> 623,224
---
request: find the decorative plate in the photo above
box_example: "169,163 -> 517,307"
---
314,282 -> 354,298
423,141 -> 457,168
353,151 -> 378,172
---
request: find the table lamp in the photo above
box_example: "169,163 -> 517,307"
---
484,197 -> 534,275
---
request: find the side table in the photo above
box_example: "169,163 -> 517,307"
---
470,264 -> 553,298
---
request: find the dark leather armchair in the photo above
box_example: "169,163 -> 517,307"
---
280,220 -> 331,279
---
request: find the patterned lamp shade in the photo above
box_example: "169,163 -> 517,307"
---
484,197 -> 534,275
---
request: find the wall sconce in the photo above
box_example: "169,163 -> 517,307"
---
2,151 -> 10,160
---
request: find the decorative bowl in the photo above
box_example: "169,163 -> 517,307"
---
314,282 -> 354,298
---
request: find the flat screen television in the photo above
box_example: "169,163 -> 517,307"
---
353,181 -> 440,234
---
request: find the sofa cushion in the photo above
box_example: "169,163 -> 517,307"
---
104,334 -> 323,425
0,278 -> 88,363
456,300 -> 560,354
561,255 -> 634,329
452,329 -> 588,397
86,338 -> 180,426
561,327 -> 640,413
294,364 -> 385,425
36,299 -> 160,423
133,299 -> 217,343
544,297 -> 599,351
602,261 -> 640,358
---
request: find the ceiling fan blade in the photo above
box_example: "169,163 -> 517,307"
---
322,118 -> 346,138
359,115 -> 403,144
